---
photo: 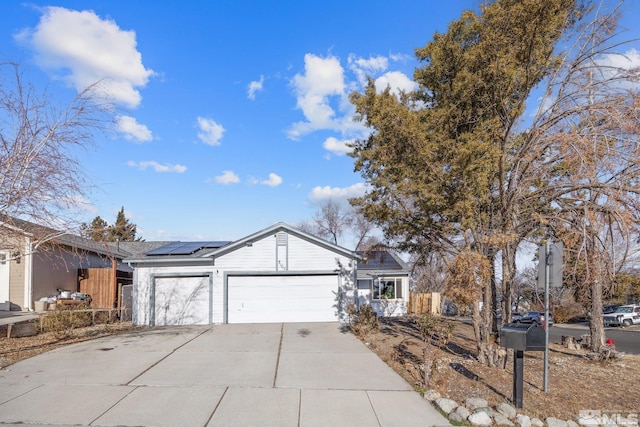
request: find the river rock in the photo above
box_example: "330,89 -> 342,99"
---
449,412 -> 466,423
496,402 -> 517,420
455,406 -> 471,420
531,418 -> 544,427
435,397 -> 458,414
546,417 -> 568,427
515,414 -> 531,427
469,411 -> 493,426
494,413 -> 516,426
466,397 -> 489,411
424,389 -> 441,401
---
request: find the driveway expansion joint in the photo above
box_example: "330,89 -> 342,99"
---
273,322 -> 284,388
124,325 -> 213,386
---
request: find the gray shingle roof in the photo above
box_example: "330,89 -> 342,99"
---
1,215 -> 173,260
356,250 -> 410,272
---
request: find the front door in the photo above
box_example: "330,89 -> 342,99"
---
0,251 -> 10,309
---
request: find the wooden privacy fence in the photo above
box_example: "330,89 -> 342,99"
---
78,268 -> 132,309
407,292 -> 441,315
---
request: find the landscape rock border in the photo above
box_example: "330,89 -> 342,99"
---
426,390 -> 638,427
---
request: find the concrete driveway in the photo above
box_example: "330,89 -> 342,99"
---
0,322 -> 449,426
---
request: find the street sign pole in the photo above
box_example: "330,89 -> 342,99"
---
544,242 -> 550,392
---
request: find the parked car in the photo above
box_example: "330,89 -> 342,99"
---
603,305 -> 620,314
603,305 -> 640,327
497,311 -> 523,323
516,311 -> 554,327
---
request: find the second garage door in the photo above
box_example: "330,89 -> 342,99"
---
227,274 -> 339,323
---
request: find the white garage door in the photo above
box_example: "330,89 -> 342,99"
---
227,274 -> 339,323
153,275 -> 210,326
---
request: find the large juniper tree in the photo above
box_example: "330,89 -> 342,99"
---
350,0 -> 640,360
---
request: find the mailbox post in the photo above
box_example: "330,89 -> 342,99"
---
500,323 -> 546,408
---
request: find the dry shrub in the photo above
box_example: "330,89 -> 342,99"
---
93,310 -> 117,324
347,304 -> 379,337
41,306 -> 91,338
553,303 -> 586,323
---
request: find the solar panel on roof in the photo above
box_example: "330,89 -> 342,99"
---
145,241 -> 230,256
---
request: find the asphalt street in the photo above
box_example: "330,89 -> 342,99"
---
549,323 -> 640,354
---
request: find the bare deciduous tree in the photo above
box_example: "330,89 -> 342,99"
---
299,199 -> 378,250
0,62 -> 111,240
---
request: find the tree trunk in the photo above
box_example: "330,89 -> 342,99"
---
471,302 -> 485,364
589,278 -> 605,352
480,270 -> 496,366
501,243 -> 517,323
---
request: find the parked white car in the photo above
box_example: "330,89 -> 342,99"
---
603,305 -> 640,327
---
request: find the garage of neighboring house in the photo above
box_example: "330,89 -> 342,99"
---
126,223 -> 358,326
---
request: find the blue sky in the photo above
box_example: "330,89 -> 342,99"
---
1,1 -> 639,245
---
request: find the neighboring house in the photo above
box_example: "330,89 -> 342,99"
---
125,223 -> 361,326
0,216 -> 157,311
356,250 -> 411,317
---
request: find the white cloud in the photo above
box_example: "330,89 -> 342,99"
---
197,116 -> 225,146
16,6 -> 155,108
262,173 -> 283,187
127,160 -> 187,173
309,183 -> 369,202
251,173 -> 283,187
389,52 -> 411,62
247,75 -> 264,100
67,194 -> 98,214
597,48 -> 640,69
212,170 -> 240,184
593,48 -> 640,90
374,71 -> 417,96
323,137 -> 353,156
348,54 -> 389,86
288,53 -> 355,139
116,115 -> 153,142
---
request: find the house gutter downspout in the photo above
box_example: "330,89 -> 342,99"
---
129,261 -> 138,325
352,252 -> 359,312
23,237 -> 33,311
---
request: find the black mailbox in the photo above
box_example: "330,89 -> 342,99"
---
500,322 -> 547,409
500,322 -> 546,351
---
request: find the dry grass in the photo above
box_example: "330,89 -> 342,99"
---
359,317 -> 640,421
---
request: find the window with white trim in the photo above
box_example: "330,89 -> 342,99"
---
372,277 -> 403,300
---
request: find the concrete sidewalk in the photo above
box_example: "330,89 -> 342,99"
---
0,322 -> 450,426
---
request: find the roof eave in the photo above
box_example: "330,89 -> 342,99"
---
210,222 -> 360,260
123,256 -> 214,265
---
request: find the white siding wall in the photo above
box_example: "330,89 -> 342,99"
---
357,276 -> 409,317
133,230 -> 357,325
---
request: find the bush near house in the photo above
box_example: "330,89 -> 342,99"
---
347,304 -> 379,337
